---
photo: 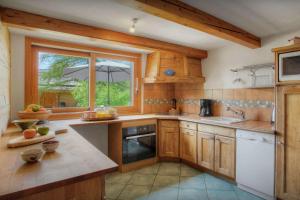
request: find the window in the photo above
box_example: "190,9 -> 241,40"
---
26,37 -> 141,117
95,57 -> 133,107
37,48 -> 90,108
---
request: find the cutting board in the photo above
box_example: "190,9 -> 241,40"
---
7,131 -> 55,148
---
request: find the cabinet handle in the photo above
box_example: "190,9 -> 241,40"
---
185,132 -> 194,136
135,78 -> 139,94
277,141 -> 284,145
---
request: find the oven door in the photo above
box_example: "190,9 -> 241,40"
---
122,133 -> 156,164
279,51 -> 300,81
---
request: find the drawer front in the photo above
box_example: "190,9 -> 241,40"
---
197,124 -> 235,138
160,120 -> 179,128
180,121 -> 197,130
180,128 -> 197,135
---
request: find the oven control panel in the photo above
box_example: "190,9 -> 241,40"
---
122,124 -> 156,137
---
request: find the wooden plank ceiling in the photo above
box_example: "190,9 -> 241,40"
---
0,6 -> 207,58
118,0 -> 261,48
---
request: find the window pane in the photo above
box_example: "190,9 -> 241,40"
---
95,58 -> 133,107
38,52 -> 89,108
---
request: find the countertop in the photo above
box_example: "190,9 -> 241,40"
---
0,114 -> 274,199
69,114 -> 275,134
0,121 -> 118,200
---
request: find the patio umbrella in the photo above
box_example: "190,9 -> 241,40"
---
62,60 -> 132,105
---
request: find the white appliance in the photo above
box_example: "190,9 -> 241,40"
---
236,129 -> 275,200
279,51 -> 300,81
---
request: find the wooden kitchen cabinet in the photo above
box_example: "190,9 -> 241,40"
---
276,85 -> 300,199
214,135 -> 236,179
159,120 -> 179,158
180,128 -> 197,163
197,132 -> 215,170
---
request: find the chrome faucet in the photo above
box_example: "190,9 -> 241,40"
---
226,106 -> 245,119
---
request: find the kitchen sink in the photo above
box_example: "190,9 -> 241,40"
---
200,116 -> 245,124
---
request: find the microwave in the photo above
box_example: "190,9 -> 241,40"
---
279,51 -> 300,81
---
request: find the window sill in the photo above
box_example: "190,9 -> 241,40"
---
48,111 -> 142,120
48,112 -> 83,120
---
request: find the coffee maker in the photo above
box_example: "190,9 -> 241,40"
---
199,99 -> 213,117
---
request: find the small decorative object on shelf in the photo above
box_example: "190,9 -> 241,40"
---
164,69 -> 176,76
288,36 -> 300,45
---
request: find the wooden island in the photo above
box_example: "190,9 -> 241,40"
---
0,121 -> 118,200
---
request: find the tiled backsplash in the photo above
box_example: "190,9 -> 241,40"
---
143,82 -> 274,122
143,83 -> 174,114
175,84 -> 274,121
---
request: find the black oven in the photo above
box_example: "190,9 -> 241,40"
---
122,124 -> 156,164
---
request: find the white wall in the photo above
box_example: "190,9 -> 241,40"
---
10,34 -> 25,120
0,21 -> 10,134
202,29 -> 300,89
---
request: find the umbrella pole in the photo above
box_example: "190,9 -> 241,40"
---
108,66 -> 110,105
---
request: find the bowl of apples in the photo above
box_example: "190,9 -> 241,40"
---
18,104 -> 51,121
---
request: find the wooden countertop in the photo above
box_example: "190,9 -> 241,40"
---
68,114 -> 275,134
0,114 -> 273,199
0,121 -> 118,200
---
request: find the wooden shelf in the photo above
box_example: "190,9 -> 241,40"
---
143,76 -> 205,84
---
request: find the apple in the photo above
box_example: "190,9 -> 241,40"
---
37,127 -> 49,136
23,129 -> 37,139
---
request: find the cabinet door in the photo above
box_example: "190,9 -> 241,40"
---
184,57 -> 203,77
180,128 -> 197,163
276,86 -> 300,199
159,126 -> 179,158
215,135 -> 235,178
197,132 -> 215,170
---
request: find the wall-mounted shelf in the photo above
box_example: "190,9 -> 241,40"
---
230,63 -> 274,72
230,63 -> 275,88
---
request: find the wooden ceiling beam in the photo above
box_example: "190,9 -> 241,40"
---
119,0 -> 261,48
0,6 -> 207,58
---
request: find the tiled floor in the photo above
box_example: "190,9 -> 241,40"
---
105,162 -> 263,200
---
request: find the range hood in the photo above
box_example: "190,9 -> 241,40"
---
144,51 -> 205,83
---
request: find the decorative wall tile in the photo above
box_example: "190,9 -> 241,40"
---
144,98 -> 173,105
216,99 -> 274,108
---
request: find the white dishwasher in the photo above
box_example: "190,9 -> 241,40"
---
236,129 -> 275,200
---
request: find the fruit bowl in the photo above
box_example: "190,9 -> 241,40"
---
21,148 -> 44,163
12,119 -> 38,131
18,104 -> 51,121
18,111 -> 51,120
42,140 -> 59,153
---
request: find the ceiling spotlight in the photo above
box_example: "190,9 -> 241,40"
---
129,18 -> 138,33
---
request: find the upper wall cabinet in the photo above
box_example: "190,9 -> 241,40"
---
144,51 -> 205,83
